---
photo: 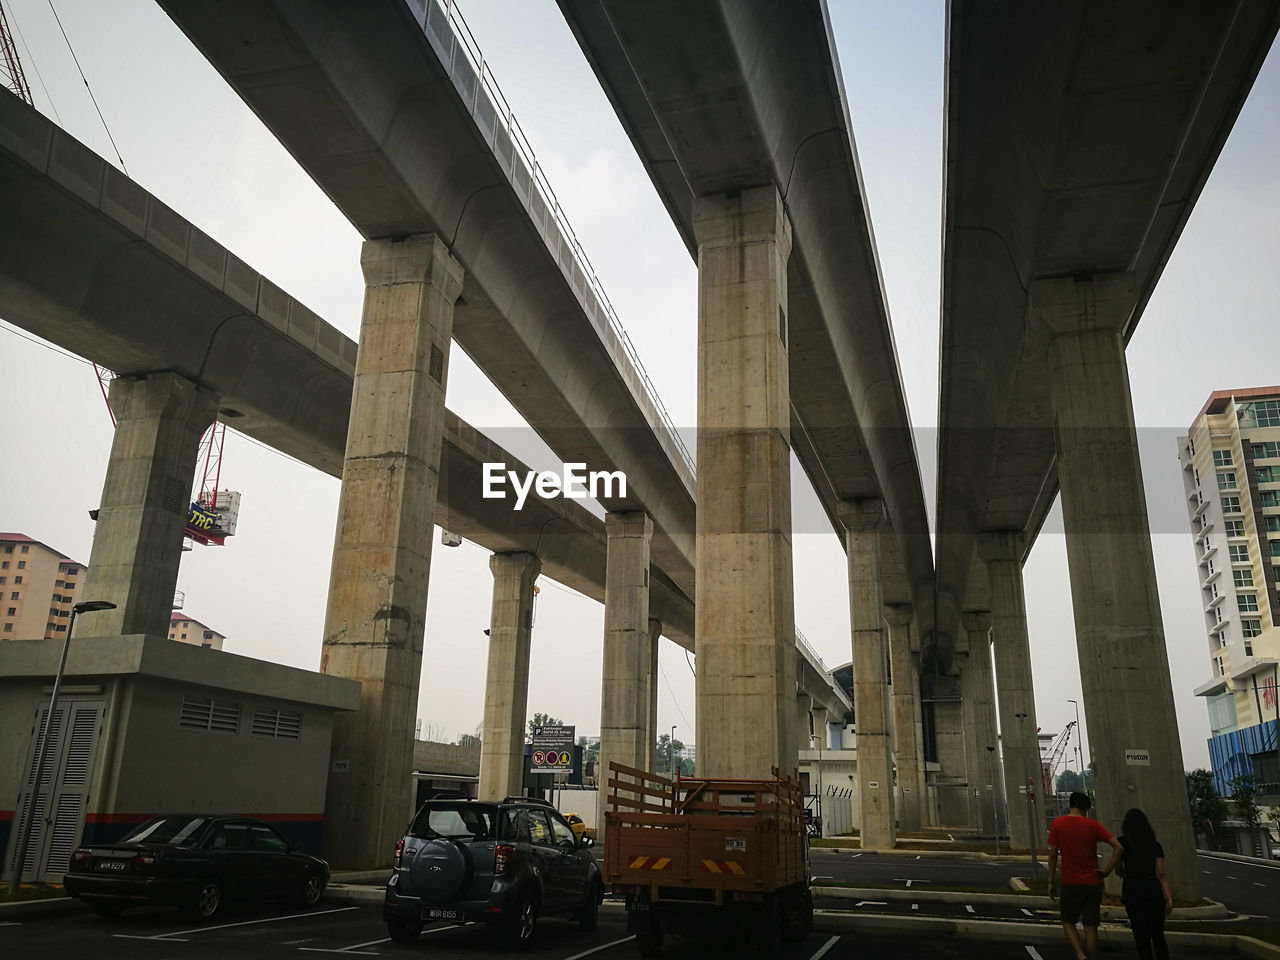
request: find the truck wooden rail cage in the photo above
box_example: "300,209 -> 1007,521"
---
604,762 -> 811,957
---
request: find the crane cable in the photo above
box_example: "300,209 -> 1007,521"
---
45,0 -> 128,176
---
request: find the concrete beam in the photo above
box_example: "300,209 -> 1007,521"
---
478,552 -> 541,802
692,185 -> 797,781
597,511 -> 653,845
977,532 -> 1044,854
78,373 -> 219,639
1036,272 -> 1200,901
319,235 -> 462,868
841,498 -> 894,850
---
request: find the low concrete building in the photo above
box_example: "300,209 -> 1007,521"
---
0,634 -> 358,882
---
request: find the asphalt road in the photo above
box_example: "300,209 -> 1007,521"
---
1196,852 -> 1280,920
0,904 -> 1231,960
809,850 -> 1045,889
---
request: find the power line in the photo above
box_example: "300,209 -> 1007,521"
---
658,659 -> 692,730
45,0 -> 127,175
6,1 -> 58,121
0,320 -> 92,365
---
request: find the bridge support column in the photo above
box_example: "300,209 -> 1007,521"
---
961,611 -> 999,837
479,552 -> 541,801
644,618 -> 662,772
840,498 -> 895,850
885,606 -> 925,832
691,185 -> 796,779
597,512 -> 653,845
1035,273 -> 1200,900
80,373 -> 218,639
319,234 -> 462,867
977,532 -> 1044,854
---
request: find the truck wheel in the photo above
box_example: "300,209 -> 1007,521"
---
782,888 -> 813,941
635,930 -> 664,957
386,919 -> 422,945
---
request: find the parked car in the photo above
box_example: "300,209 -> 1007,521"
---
384,796 -> 603,949
564,813 -> 587,841
63,814 -> 328,920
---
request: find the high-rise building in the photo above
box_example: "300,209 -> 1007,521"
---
0,533 -> 85,641
1179,388 -> 1280,797
167,612 -> 226,650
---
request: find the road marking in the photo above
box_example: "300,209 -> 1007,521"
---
298,924 -> 470,954
965,905 -> 975,914
1199,853 -> 1280,872
296,950 -> 378,957
113,935 -> 192,942
911,903 -> 918,911
850,853 -> 863,858
115,906 -> 359,942
1021,908 -> 1034,917
854,901 -> 888,907
1025,948 -> 1046,960
915,855 -> 922,860
808,935 -> 840,960
812,875 -> 834,880
561,935 -> 636,960
1256,882 -> 1267,887
1228,875 -> 1239,880
0,921 -> 22,927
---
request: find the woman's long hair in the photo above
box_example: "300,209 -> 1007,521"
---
1121,807 -> 1159,859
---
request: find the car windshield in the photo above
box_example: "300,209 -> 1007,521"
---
120,816 -> 209,846
408,805 -> 495,840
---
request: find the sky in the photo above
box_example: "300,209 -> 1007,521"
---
1,0 -> 1277,772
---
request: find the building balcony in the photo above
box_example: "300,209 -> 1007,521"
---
1195,675 -> 1229,697
1202,569 -> 1222,589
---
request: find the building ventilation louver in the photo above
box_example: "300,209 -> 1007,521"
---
180,696 -> 240,733
252,708 -> 302,740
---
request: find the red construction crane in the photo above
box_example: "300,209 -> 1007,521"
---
0,2 -> 34,105
1041,720 -> 1077,796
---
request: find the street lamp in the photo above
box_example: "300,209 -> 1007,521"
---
8,600 -> 116,896
669,725 -> 677,777
986,745 -> 999,855
1014,712 -> 1037,874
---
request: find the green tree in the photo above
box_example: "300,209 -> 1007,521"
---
1230,772 -> 1263,850
527,712 -> 562,741
1055,769 -> 1094,794
1186,768 -> 1229,850
656,734 -> 693,776
577,736 -> 600,765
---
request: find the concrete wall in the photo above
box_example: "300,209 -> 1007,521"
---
413,739 -> 481,778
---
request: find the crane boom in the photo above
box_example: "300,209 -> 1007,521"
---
1041,720 -> 1076,795
0,1 -> 33,105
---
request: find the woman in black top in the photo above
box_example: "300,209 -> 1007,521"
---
1100,807 -> 1174,960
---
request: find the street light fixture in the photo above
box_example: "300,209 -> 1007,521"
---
1067,698 -> 1087,795
8,600 -> 116,896
669,725 -> 677,777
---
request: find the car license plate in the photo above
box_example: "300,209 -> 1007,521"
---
425,907 -> 462,922
626,901 -> 649,912
95,860 -> 129,872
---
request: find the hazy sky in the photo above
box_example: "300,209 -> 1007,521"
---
1,0 -> 1277,771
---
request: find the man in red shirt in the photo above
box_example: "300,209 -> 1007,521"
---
1047,791 -> 1122,960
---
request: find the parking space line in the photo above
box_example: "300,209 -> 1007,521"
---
1024,948 -> 1045,959
298,924 -> 473,954
114,905 -> 359,942
1020,908 -> 1034,917
295,950 -> 377,956
559,935 -> 635,960
113,934 -> 192,942
965,904 -> 975,914
807,935 -> 840,960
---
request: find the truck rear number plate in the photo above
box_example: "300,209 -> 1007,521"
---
626,902 -> 649,912
725,838 -> 746,852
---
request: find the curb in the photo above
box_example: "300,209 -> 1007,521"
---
330,870 -> 392,884
812,886 -> 1230,920
813,844 -> 1039,862
0,896 -> 81,920
1199,851 -> 1280,870
812,910 -> 1276,955
323,884 -> 385,906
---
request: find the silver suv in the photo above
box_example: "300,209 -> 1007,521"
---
384,797 -> 603,949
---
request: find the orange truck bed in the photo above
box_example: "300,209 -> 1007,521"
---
603,762 -> 807,903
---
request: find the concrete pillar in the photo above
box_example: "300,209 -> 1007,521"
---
961,611 -> 1000,837
597,512 -> 653,844
840,498 -> 895,850
1035,272 -> 1200,900
319,234 -> 462,867
977,533 -> 1044,853
691,184 -> 796,779
79,373 -> 218,639
478,552 -> 541,801
885,606 -> 925,832
644,618 -> 662,773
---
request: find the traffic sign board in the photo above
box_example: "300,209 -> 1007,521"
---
531,724 -> 576,772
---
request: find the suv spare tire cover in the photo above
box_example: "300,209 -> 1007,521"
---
408,839 -> 471,903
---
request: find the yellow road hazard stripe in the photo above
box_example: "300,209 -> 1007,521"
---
653,857 -> 671,870
629,856 -> 649,868
726,861 -> 745,875
701,859 -> 722,873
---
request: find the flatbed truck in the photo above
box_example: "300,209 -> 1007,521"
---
603,762 -> 812,957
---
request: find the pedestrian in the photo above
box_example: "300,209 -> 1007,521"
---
1100,807 -> 1173,960
1047,791 -> 1123,960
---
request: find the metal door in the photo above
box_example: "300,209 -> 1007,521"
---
5,699 -> 105,882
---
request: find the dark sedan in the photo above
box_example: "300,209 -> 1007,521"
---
63,814 -> 328,920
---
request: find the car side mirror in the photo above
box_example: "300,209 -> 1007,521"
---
580,835 -> 595,848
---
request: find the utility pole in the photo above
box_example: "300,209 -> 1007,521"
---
987,744 -> 999,854
1015,712 -> 1037,874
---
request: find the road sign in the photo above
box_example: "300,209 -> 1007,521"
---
531,724 -> 575,772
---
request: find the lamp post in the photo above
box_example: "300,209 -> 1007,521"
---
669,725 -> 677,777
1014,712 -> 1037,874
8,600 -> 116,895
986,745 -> 999,854
1068,698 -> 1087,795
810,730 -> 825,838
